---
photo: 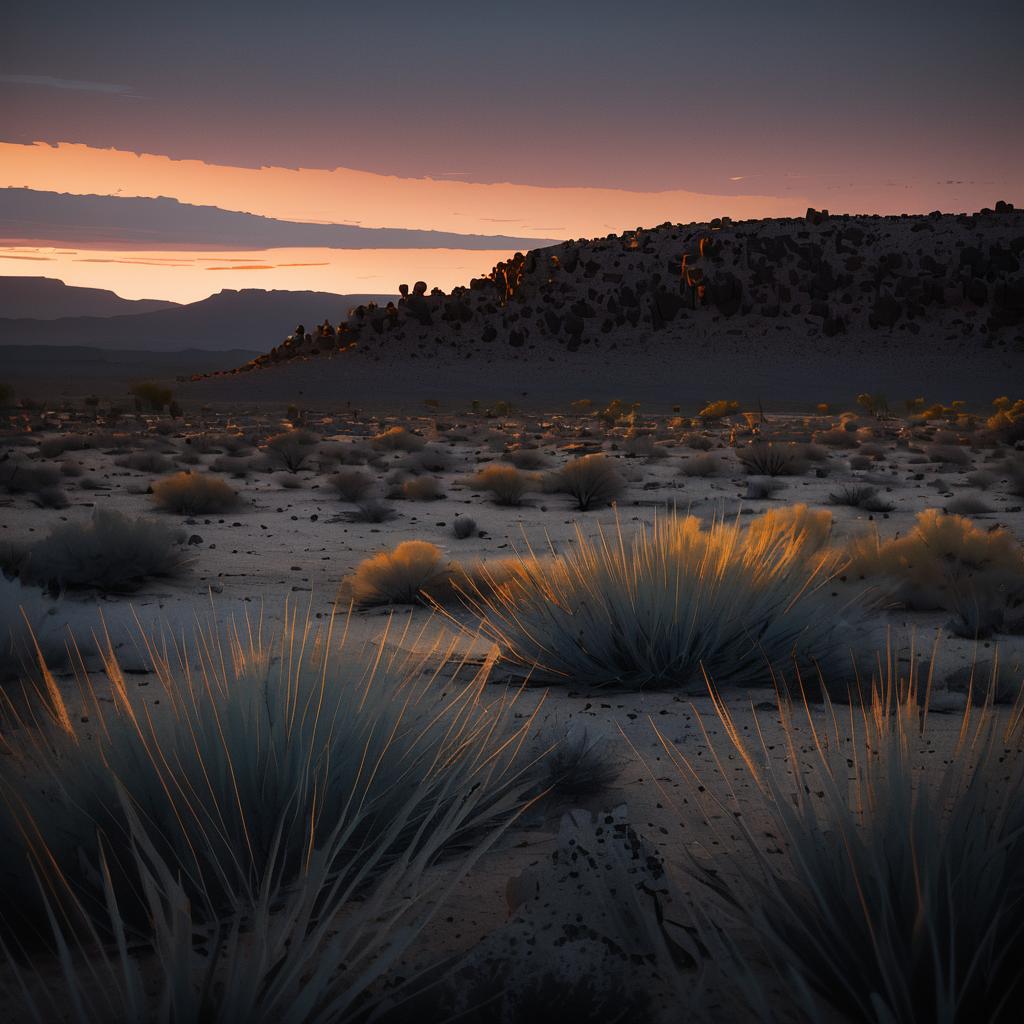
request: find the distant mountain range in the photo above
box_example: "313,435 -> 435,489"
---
0,284 -> 395,352
0,188 -> 559,251
0,276 -> 180,319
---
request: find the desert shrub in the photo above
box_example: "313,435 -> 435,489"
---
151,472 -> 241,515
349,541 -> 450,605
466,465 -> 537,506
401,446 -> 451,473
458,509 -> 853,689
58,459 -> 83,478
736,442 -> 808,477
829,484 -> 886,509
502,448 -> 550,470
698,399 -> 739,421
679,453 -> 721,477
371,426 -> 426,452
623,434 -> 668,460
333,442 -> 374,465
1002,456 -> 1024,496
77,476 -> 106,491
18,509 -> 190,592
966,469 -> 998,490
263,430 -> 318,471
0,459 -> 60,494
0,606 -> 532,981
452,516 -> 477,539
678,678 -> 1024,1024
848,454 -> 872,470
553,454 -> 625,510
347,500 -> 397,523
210,454 -> 257,477
37,435 -> 92,459
744,477 -> 786,500
926,444 -> 971,467
846,509 -> 1024,632
399,475 -> 443,501
743,504 -> 834,557
328,468 -> 375,502
944,494 -> 994,516
273,472 -> 303,489
115,450 -> 175,474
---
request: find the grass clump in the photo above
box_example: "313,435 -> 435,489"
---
115,450 -> 175,474
736,442 -> 808,476
151,471 -> 241,515
371,425 -> 426,452
16,509 -> 190,592
466,464 -> 537,506
453,516 -> 478,539
0,604 -> 534,1015
263,429 -> 318,471
349,540 -> 450,605
828,484 -> 894,512
674,670 -> 1024,1024
398,475 -> 444,501
458,508 -> 852,689
679,453 -> 721,477
346,500 -> 397,523
552,454 -> 624,510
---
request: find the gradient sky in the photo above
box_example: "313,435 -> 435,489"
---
2,0 -> 1022,301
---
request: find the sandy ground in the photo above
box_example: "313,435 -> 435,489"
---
2,402 -> 1023,1017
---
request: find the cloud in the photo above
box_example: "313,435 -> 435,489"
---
0,74 -> 137,96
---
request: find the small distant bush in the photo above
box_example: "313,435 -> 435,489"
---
399,476 -> 443,501
623,435 -> 668,460
553,454 -> 624,510
698,399 -> 740,421
30,485 -> 69,509
401,446 -> 451,474
115,451 -> 175,474
926,444 -> 971,467
745,477 -> 786,500
371,426 -> 425,452
18,509 -> 190,592
350,541 -> 450,606
347,500 -> 397,523
813,428 -> 860,448
736,443 -> 808,477
210,454 -> 256,478
0,459 -> 60,495
466,465 -> 537,506
452,517 -> 477,540
151,472 -> 240,515
535,728 -> 622,804
943,494 -> 994,516
38,435 -> 92,459
329,469 -> 375,502
681,433 -> 715,450
263,430 -> 318,472
680,453 -> 721,477
274,472 -> 303,489
828,484 -> 890,510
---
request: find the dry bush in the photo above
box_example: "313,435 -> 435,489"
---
553,454 -> 625,510
349,541 -> 450,605
398,476 -> 443,501
944,494 -> 994,516
346,500 -> 397,523
274,472 -> 303,489
846,509 -> 1024,634
263,430 -> 318,471
679,453 -> 721,477
30,486 -> 69,509
401,446 -> 451,474
698,399 -> 739,421
744,477 -> 787,500
210,454 -> 256,477
0,459 -> 61,495
623,435 -> 668,460
38,435 -> 93,459
371,426 -> 426,452
466,464 -> 537,506
736,442 -> 808,477
328,469 -> 375,502
18,509 -> 190,592
926,444 -> 972,467
966,469 -> 998,490
151,472 -> 241,515
115,450 -> 176,474
828,484 -> 894,512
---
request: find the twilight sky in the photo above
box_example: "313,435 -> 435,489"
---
2,0 -> 1022,301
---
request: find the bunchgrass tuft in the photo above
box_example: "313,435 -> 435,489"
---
151,471 -> 241,515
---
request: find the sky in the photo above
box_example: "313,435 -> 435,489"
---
1,0 -> 1022,301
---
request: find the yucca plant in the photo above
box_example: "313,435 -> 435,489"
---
0,600 -> 538,934
664,654 -> 1024,1024
452,507 -> 855,689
